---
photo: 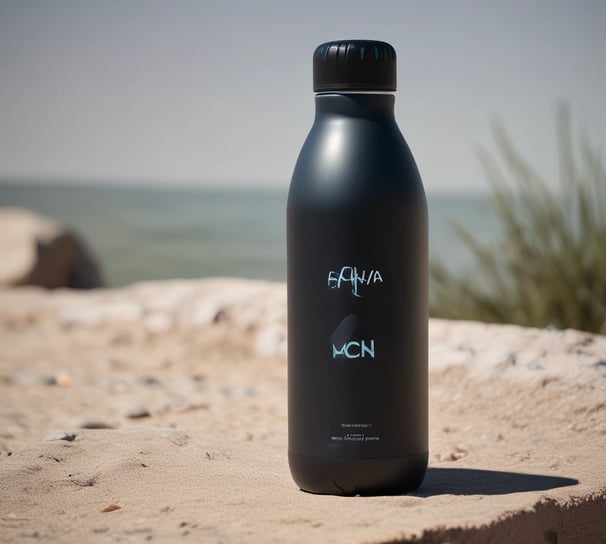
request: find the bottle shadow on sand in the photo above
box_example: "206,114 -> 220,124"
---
413,467 -> 578,497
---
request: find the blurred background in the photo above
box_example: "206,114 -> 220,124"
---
0,0 -> 604,331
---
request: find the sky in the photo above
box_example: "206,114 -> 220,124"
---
0,0 -> 604,193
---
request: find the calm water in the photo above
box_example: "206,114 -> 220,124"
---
0,183 -> 498,287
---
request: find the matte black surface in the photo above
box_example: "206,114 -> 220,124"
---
313,39 -> 396,92
287,90 -> 428,495
290,452 -> 428,496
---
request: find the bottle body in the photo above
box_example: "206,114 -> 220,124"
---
287,93 -> 428,495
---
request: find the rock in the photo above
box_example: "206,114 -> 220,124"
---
71,419 -> 115,430
53,372 -> 74,388
100,503 -> 121,513
0,207 -> 103,289
8,371 -> 60,387
39,375 -> 59,386
44,430 -> 76,442
126,406 -> 151,419
135,375 -> 162,387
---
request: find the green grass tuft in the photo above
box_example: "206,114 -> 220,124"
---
430,104 -> 606,334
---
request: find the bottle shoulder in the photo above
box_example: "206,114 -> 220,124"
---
288,117 -> 425,210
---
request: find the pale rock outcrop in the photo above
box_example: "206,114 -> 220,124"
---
0,207 -> 103,289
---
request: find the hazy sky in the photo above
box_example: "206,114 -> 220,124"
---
0,0 -> 604,193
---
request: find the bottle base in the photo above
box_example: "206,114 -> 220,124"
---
288,451 -> 428,496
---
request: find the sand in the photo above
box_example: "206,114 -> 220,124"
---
0,279 -> 605,543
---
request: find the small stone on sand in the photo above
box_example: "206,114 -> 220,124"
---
100,503 -> 121,513
135,375 -> 161,387
74,419 -> 115,430
44,430 -> 76,442
54,372 -> 74,388
126,406 -> 151,419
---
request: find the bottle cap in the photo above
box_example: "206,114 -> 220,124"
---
313,39 -> 396,92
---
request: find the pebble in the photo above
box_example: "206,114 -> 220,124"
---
100,503 -> 121,513
39,375 -> 59,386
54,372 -> 74,388
444,446 -> 468,462
44,430 -> 76,442
38,372 -> 74,388
74,419 -> 116,430
136,375 -> 161,387
126,406 -> 151,419
9,371 -> 74,387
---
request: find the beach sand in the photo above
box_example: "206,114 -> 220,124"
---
0,279 -> 605,543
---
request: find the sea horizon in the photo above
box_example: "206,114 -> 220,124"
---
0,180 -> 499,288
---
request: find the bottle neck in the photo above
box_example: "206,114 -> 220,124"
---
314,93 -> 395,121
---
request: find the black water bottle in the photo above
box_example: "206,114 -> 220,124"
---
287,40 -> 428,495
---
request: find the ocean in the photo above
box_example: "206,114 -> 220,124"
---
0,183 -> 499,287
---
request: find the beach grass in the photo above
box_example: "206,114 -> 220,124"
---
430,104 -> 606,334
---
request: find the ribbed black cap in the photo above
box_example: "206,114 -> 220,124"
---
313,39 -> 396,92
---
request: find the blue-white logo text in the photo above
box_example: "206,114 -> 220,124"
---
332,339 -> 376,359
328,266 -> 383,298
